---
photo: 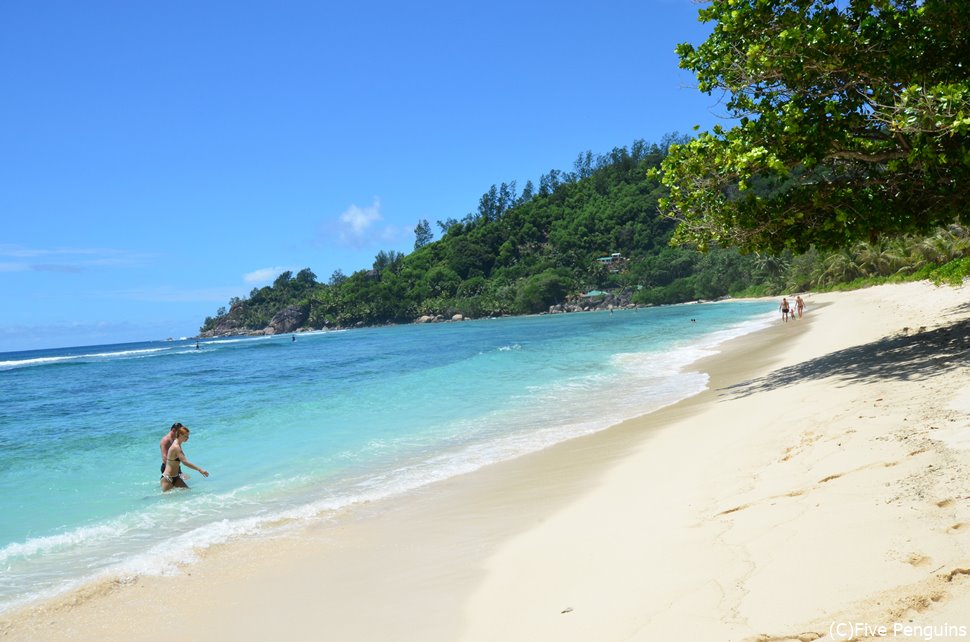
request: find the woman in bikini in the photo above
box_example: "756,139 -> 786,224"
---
161,425 -> 210,492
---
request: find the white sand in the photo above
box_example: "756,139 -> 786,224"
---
464,282 -> 970,641
3,281 -> 969,642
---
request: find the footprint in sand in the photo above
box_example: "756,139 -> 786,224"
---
888,591 -> 945,618
904,553 -> 932,567
779,432 -> 824,463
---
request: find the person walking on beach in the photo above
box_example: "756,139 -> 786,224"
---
161,425 -> 209,491
159,422 -> 182,474
780,297 -> 790,322
796,295 -> 806,319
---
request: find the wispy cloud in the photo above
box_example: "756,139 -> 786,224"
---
31,264 -> 86,273
87,269 -> 291,306
0,245 -> 155,273
243,267 -> 290,285
0,246 -> 103,258
0,319 -> 199,351
103,285 -> 246,303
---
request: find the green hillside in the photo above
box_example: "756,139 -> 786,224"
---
200,134 -> 969,336
199,137 -> 728,335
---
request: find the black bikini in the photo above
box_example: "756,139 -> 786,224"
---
161,455 -> 182,483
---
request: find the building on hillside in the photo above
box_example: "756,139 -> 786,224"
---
595,252 -> 626,273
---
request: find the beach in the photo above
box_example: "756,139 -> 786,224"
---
3,281 -> 969,641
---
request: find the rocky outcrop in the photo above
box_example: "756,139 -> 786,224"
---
266,305 -> 309,335
548,288 -> 639,314
199,302 -> 309,338
198,301 -> 249,337
413,313 -> 464,324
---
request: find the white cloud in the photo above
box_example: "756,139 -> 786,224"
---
243,267 -> 289,284
316,197 -> 410,250
337,198 -> 384,247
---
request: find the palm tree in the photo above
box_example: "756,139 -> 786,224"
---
753,251 -> 791,286
816,250 -> 862,287
904,224 -> 970,270
854,240 -> 906,277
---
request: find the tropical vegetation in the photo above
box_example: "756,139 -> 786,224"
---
659,0 -> 969,252
200,144 -> 969,334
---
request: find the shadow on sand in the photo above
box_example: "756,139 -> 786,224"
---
721,300 -> 970,399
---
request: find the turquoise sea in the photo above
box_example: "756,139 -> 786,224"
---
0,301 -> 775,613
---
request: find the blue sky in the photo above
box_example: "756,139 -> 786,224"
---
0,0 -> 725,352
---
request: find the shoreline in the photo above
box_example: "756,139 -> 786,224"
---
3,281 -> 969,641
196,291 -> 743,341
0,298 -> 769,619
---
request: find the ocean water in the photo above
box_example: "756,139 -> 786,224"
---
0,301 -> 775,613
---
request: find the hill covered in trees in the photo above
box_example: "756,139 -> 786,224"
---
200,134 -> 969,337
200,136 -> 740,335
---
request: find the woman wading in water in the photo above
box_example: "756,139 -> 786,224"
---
161,425 -> 209,491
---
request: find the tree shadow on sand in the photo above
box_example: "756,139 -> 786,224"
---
721,301 -> 970,399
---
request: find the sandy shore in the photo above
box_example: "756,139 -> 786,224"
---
3,281 -> 969,641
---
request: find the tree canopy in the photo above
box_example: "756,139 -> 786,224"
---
659,0 -> 970,253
